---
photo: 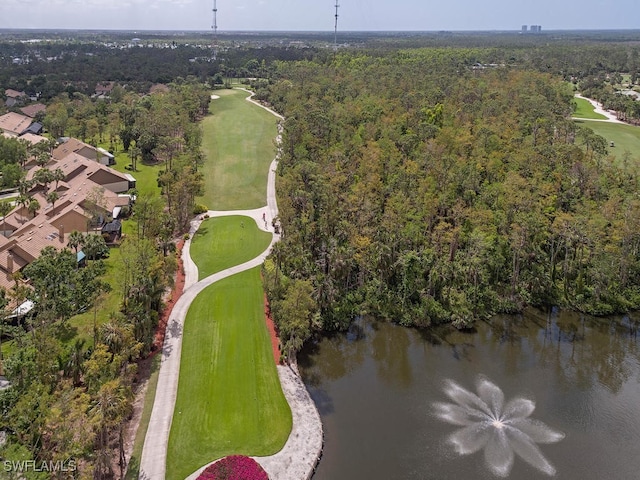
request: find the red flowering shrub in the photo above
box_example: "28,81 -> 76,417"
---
196,455 -> 269,480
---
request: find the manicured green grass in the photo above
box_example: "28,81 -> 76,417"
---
110,153 -> 163,198
166,267 -> 292,480
576,119 -> 640,166
573,97 -> 608,120
199,89 -> 278,210
125,354 -> 162,480
190,216 -> 272,281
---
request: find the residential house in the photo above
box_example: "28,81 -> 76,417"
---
0,143 -> 136,290
52,138 -> 115,166
18,133 -> 48,147
20,103 -> 46,119
4,89 -> 27,108
95,82 -> 114,97
0,112 -> 33,137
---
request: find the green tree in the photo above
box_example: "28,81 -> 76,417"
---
91,379 -> 132,480
275,279 -> 318,362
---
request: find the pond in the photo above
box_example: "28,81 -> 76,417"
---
298,309 -> 640,479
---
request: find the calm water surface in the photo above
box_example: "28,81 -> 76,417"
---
298,310 -> 640,480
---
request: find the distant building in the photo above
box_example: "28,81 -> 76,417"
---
94,82 -> 115,97
4,89 -> 27,108
521,25 -> 542,34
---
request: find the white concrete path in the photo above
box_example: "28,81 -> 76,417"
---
139,89 -> 322,480
574,94 -> 624,123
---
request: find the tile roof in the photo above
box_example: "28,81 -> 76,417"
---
19,132 -> 48,146
20,103 -> 46,118
5,89 -> 26,99
0,137 -> 135,289
52,138 -> 95,161
0,112 -> 32,136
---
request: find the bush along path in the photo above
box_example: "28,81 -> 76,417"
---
139,90 -> 322,480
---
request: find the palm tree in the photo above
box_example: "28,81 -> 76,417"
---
63,338 -> 85,386
27,198 -> 40,218
128,144 -> 141,172
0,288 -> 9,376
15,194 -> 30,223
33,167 -> 54,190
68,230 -> 84,255
45,137 -> 58,156
92,379 -> 132,480
83,233 -> 108,260
0,201 -> 13,237
52,167 -> 65,191
46,191 -> 59,212
17,178 -> 33,196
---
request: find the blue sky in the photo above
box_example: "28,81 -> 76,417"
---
1,0 -> 638,31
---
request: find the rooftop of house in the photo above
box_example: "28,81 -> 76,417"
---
5,89 -> 26,99
18,132 -> 48,146
95,82 -> 114,94
0,139 -> 135,290
0,112 -> 33,136
52,138 -> 98,162
20,103 -> 46,118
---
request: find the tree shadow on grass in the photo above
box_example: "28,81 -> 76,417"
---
193,225 -> 209,240
54,322 -> 78,344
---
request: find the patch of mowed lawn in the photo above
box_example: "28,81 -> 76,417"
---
200,89 -> 278,210
576,119 -> 640,167
573,97 -> 608,120
190,216 -> 272,281
166,267 -> 292,480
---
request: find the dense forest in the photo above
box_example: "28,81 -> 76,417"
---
261,48 -> 640,356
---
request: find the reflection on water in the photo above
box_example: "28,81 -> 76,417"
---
299,310 -> 640,479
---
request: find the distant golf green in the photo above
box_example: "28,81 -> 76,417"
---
576,119 -> 640,166
166,268 -> 292,480
573,97 -> 608,120
190,216 -> 272,280
200,89 -> 278,210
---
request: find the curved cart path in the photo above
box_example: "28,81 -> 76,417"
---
574,94 -> 624,123
139,90 -> 322,480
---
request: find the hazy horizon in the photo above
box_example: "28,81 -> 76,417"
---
1,0 -> 639,33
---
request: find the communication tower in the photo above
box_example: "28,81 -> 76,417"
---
212,0 -> 218,59
334,1 -> 340,50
